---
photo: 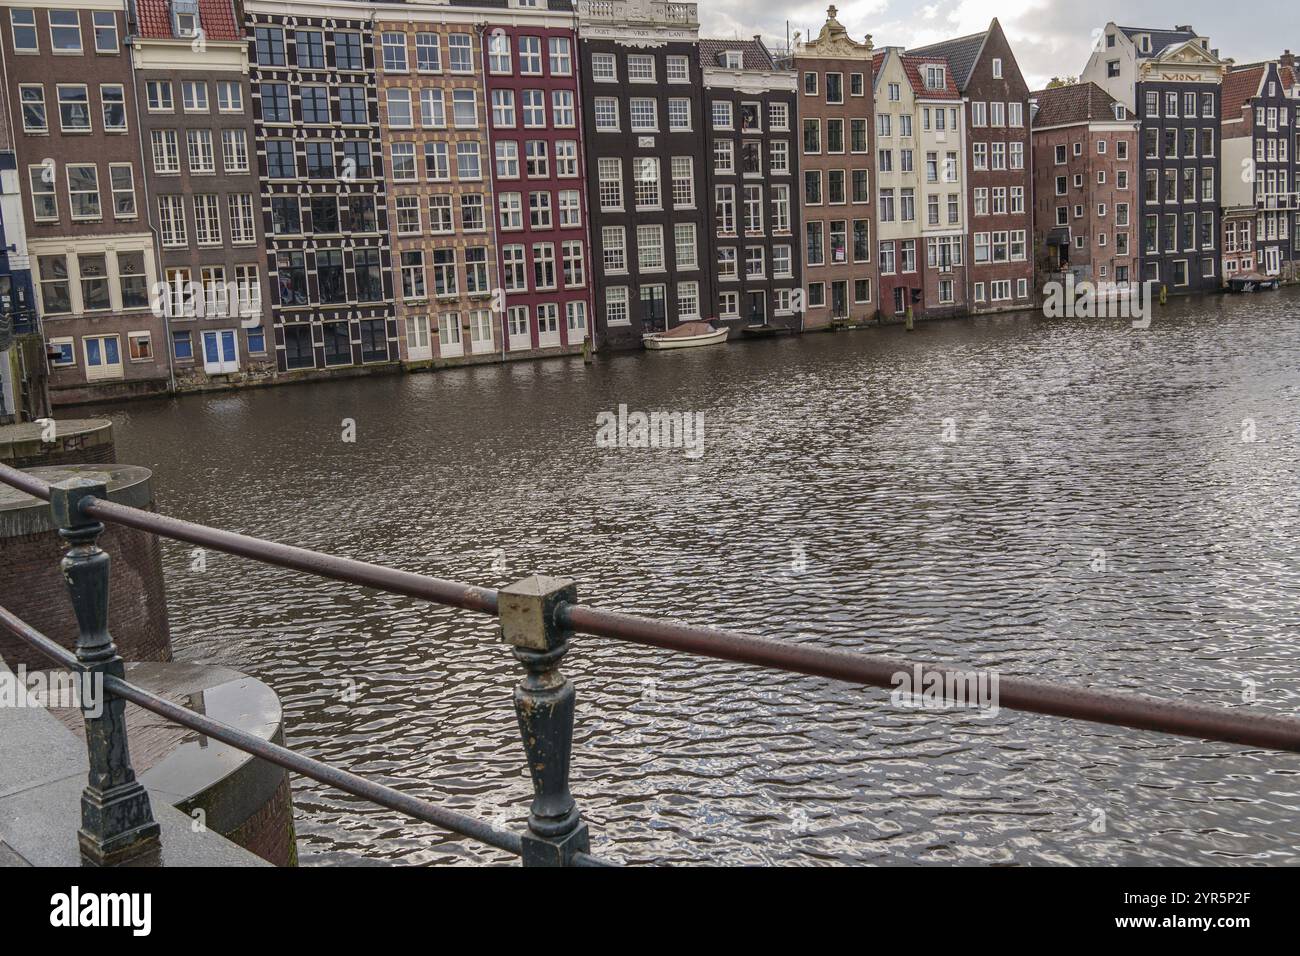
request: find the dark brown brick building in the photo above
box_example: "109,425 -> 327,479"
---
2,4 -> 168,405
132,0 -> 274,390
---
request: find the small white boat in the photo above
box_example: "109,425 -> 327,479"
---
642,321 -> 729,350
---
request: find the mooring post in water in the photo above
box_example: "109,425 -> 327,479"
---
499,574 -> 591,866
905,307 -> 914,331
50,477 -> 161,866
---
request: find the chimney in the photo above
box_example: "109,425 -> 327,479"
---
1281,49 -> 1296,71
1174,24 -> 1193,33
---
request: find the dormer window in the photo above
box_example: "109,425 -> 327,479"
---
1138,35 -> 1151,53
1114,104 -> 1126,121
172,0 -> 200,38
924,65 -> 945,90
722,50 -> 743,69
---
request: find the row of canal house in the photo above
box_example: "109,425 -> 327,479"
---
4,5 -> 1292,408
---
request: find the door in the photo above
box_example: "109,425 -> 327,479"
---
893,287 -> 906,315
1264,246 -> 1281,276
831,281 -> 848,318
640,284 -> 666,332
202,329 -> 239,374
407,315 -> 432,361
83,334 -> 123,381
747,291 -> 765,325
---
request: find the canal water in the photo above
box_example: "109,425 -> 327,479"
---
94,290 -> 1300,865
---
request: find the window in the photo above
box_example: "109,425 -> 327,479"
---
336,31 -> 363,70
416,33 -> 441,72
158,195 -> 187,247
714,101 -> 734,130
10,9 -> 37,52
255,26 -> 286,66
221,129 -> 249,174
666,55 -> 689,82
452,89 -> 478,128
533,243 -> 557,289
382,32 -> 408,72
262,82 -> 291,123
529,191 -> 552,229
57,85 -> 90,132
630,97 -> 657,131
492,89 -> 515,127
49,10 -> 81,52
449,34 -> 473,73
637,225 -> 664,271
38,256 -> 71,314
182,80 -> 208,112
525,140 -> 548,177
628,55 -> 655,82
495,140 -> 519,178
825,72 -> 844,104
169,0 -> 199,38
460,195 -> 486,231
430,195 -> 453,232
401,250 -> 427,301
670,156 -> 695,208
602,226 -> 626,273
594,97 -> 619,131
553,90 -> 575,127
20,85 -> 45,132
519,36 -> 543,75
598,158 -> 622,209
453,142 -> 480,181
150,129 -> 179,174
549,36 -> 572,75
305,141 -> 333,179
288,84 -> 324,124
716,185 -> 736,234
216,81 -> 243,113
420,89 -> 445,128
633,157 -> 661,209
227,193 -> 254,244
66,164 -> 100,220
669,98 -> 691,132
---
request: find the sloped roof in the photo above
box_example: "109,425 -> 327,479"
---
907,29 -> 985,89
1222,65 -> 1266,119
899,53 -> 960,99
1031,81 -> 1127,128
1117,25 -> 1200,59
135,0 -> 240,42
699,38 -> 775,72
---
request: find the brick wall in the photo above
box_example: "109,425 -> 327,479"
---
0,520 -> 172,668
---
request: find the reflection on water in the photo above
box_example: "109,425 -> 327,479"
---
94,290 -> 1300,865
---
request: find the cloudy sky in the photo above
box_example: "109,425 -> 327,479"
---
699,0 -> 1295,89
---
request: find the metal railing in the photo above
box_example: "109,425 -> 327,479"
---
2,460 -> 1300,867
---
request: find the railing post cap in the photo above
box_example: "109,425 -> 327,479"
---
499,575 -> 576,652
49,477 -> 106,528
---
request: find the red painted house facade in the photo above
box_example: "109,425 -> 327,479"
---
483,12 -> 591,357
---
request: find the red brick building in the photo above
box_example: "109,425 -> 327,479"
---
789,7 -> 876,328
1030,82 -> 1139,289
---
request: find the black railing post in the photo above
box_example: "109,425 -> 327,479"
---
499,574 -> 590,866
49,477 -> 161,866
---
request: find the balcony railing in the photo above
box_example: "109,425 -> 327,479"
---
2,460 -> 1300,867
580,0 -> 698,26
